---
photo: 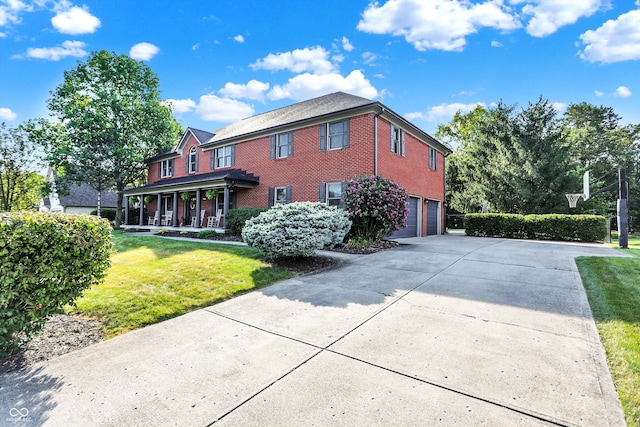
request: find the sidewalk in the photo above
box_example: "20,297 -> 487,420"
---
0,235 -> 627,426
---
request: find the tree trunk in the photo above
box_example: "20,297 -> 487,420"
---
115,181 -> 125,228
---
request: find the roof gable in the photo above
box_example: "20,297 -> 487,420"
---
176,127 -> 215,151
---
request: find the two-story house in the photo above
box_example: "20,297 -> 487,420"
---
122,92 -> 451,237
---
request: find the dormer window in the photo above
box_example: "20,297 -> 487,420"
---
188,147 -> 197,174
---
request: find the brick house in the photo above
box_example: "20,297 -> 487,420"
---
122,92 -> 451,237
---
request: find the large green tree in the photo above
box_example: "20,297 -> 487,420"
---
438,98 -> 572,214
0,123 -> 46,211
35,50 -> 181,226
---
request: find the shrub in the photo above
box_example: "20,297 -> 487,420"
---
0,212 -> 113,356
464,213 -> 606,242
242,202 -> 351,259
226,208 -> 269,236
343,175 -> 408,242
196,229 -> 219,239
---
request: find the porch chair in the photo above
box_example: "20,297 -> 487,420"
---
190,210 -> 206,227
161,210 -> 173,226
148,211 -> 160,225
207,210 -> 223,228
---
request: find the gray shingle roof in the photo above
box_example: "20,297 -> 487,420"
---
123,169 -> 259,194
189,127 -> 215,144
206,92 -> 375,144
57,182 -> 119,208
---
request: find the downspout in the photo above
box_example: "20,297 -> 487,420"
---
443,153 -> 448,234
374,106 -> 385,176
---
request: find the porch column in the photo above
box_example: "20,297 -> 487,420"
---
124,196 -> 129,225
138,196 -> 144,226
223,185 -> 230,228
157,193 -> 162,216
195,188 -> 202,228
172,191 -> 178,227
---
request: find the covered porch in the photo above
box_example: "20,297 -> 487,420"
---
121,169 -> 259,231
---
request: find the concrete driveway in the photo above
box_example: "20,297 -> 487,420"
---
0,235 -> 627,426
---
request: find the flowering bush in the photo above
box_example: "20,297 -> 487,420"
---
343,175 -> 408,241
242,202 -> 351,259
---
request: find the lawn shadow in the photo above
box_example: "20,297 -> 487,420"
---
0,365 -> 62,426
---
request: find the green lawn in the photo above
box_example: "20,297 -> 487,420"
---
576,235 -> 640,427
69,232 -> 294,338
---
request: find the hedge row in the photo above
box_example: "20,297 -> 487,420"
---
464,213 -> 607,242
226,208 -> 269,236
0,212 -> 113,356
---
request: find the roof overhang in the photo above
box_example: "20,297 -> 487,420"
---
121,169 -> 259,196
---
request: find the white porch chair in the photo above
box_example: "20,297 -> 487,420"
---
161,210 -> 173,226
148,211 -> 160,225
207,210 -> 223,228
191,210 -> 206,227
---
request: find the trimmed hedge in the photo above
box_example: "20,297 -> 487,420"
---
0,212 -> 113,356
226,208 -> 269,236
242,202 -> 352,259
464,213 -> 607,242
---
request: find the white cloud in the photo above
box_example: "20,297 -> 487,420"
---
362,51 -> 378,65
192,43 -> 200,50
579,9 -> 640,63
267,70 -> 378,102
374,73 -> 385,79
234,34 -> 244,43
614,86 -> 632,98
342,36 -> 354,51
0,0 -> 32,27
551,101 -> 567,112
17,40 -> 87,61
0,107 -> 17,121
129,42 -> 159,61
250,46 -> 337,74
357,0 -> 520,52
332,54 -> 344,63
164,99 -> 196,114
406,102 -> 485,122
51,4 -> 100,35
195,94 -> 254,122
594,90 -> 604,97
517,0 -> 603,37
219,80 -> 270,101
491,40 -> 502,47
0,31 -> 6,37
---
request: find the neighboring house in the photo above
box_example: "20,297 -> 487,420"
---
43,169 -> 118,215
123,92 -> 452,237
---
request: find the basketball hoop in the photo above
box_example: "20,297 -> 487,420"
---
566,193 -> 584,209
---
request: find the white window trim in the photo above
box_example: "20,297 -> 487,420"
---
328,121 -> 347,150
392,127 -> 401,154
326,182 -> 343,206
215,145 -> 233,168
161,159 -> 173,178
188,147 -> 197,174
274,186 -> 288,205
429,147 -> 438,170
276,132 -> 291,159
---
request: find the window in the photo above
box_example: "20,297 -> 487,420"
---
429,147 -> 438,170
160,159 -> 173,178
326,182 -> 343,206
390,124 -> 405,156
214,145 -> 235,169
271,132 -> 293,159
269,185 -> 291,206
320,119 -> 350,151
188,147 -> 197,173
319,182 -> 345,206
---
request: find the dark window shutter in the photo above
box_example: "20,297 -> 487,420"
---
401,130 -> 406,157
268,186 -> 275,207
195,152 -> 199,172
230,144 -> 236,166
434,150 -> 438,170
285,185 -> 292,204
340,181 -> 347,207
185,155 -> 189,174
319,124 -> 326,152
343,119 -> 350,148
210,150 -> 215,170
318,182 -> 326,203
270,135 -> 276,159
288,131 -> 294,157
158,161 -> 161,178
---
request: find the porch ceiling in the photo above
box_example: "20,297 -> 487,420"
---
122,169 -> 259,196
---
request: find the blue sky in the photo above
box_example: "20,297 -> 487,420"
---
1,0 -> 639,139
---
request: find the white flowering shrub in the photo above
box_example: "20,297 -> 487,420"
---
242,202 -> 352,259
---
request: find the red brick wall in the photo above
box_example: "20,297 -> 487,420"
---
147,134 -> 206,185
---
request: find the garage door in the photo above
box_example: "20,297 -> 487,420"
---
391,196 -> 419,238
426,199 -> 439,235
